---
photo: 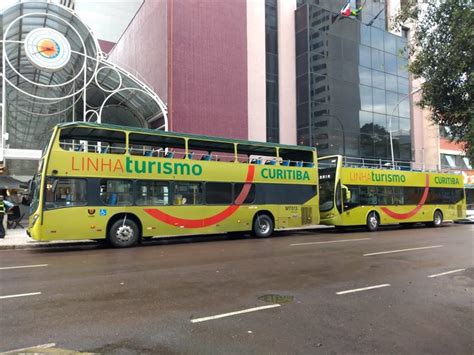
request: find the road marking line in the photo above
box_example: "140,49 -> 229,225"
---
291,238 -> 371,246
428,268 -> 466,278
0,264 -> 48,270
336,284 -> 390,295
363,245 -> 443,256
0,292 -> 42,300
190,304 -> 281,323
4,343 -> 56,353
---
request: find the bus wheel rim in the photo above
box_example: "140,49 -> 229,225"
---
116,225 -> 133,242
435,212 -> 441,225
369,214 -> 378,229
259,220 -> 270,234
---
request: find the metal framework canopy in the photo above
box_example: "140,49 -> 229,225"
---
0,1 -> 168,177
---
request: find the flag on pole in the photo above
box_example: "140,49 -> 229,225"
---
334,1 -> 365,24
351,7 -> 363,16
340,1 -> 352,17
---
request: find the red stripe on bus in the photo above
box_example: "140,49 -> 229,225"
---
380,174 -> 430,220
144,165 -> 255,228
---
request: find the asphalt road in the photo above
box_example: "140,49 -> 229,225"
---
0,223 -> 473,354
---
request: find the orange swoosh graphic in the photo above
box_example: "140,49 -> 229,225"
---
380,174 -> 429,220
144,165 -> 255,228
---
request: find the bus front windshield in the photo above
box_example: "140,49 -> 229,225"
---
318,157 -> 338,212
29,174 -> 42,214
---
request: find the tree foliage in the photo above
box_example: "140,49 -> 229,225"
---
394,0 -> 474,163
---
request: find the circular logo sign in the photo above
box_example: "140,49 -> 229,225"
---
24,28 -> 71,72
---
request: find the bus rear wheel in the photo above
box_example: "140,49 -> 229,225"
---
431,210 -> 443,227
108,218 -> 140,248
253,214 -> 274,238
366,211 -> 380,232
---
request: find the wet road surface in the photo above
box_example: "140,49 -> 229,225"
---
0,223 -> 473,353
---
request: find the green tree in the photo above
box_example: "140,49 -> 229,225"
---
394,0 -> 474,163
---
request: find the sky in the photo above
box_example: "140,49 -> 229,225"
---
0,0 -> 144,42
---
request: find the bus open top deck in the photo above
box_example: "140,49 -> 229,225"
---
28,122 -> 319,247
318,155 -> 466,231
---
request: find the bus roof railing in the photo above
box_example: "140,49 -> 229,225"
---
320,155 -> 464,175
56,122 -> 316,152
342,156 -> 411,170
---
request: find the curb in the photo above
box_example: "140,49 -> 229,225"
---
0,240 -> 98,250
0,226 -> 338,250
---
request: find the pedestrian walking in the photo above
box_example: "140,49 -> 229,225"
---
0,195 -> 5,238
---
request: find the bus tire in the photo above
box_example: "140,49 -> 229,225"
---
108,218 -> 140,248
253,214 -> 274,238
431,210 -> 443,227
366,211 -> 380,232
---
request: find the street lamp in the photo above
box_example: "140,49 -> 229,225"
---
389,87 -> 422,169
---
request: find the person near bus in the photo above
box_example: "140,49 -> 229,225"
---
1,197 -> 14,232
0,196 -> 6,238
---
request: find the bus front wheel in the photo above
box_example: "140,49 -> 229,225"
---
108,218 -> 140,248
253,214 -> 274,238
431,210 -> 443,227
366,212 -> 380,232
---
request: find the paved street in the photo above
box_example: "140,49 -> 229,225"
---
0,224 -> 472,354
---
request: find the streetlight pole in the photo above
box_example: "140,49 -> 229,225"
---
389,87 -> 422,169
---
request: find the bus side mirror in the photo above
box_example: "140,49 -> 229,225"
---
342,185 -> 351,203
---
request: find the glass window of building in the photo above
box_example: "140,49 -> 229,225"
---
265,0 -> 279,143
295,1 -> 411,162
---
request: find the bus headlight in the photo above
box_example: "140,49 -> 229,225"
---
30,214 -> 39,227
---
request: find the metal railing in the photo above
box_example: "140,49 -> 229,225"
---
341,156 -> 464,175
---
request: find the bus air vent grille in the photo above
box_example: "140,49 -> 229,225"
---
301,207 -> 312,225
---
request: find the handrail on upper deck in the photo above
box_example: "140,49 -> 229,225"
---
56,123 -> 317,167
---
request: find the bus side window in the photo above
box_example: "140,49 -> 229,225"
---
359,186 -> 368,205
344,185 -> 360,210
100,180 -> 132,206
367,186 -> 377,205
393,187 -> 404,205
173,182 -> 203,205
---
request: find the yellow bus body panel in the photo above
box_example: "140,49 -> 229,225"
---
320,166 -> 466,226
29,127 -> 319,241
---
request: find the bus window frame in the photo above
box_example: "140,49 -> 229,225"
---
99,178 -> 134,206
44,177 -> 88,210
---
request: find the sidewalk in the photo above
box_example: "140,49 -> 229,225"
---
0,224 -> 334,250
0,228 -> 95,250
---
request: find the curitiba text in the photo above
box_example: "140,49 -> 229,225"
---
434,176 -> 460,185
261,168 -> 310,181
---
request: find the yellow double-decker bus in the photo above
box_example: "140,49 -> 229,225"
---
318,155 -> 466,231
28,122 -> 319,247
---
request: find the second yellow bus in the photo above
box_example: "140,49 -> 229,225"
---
318,155 -> 466,231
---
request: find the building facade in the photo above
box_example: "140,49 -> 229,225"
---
295,0 -> 411,162
110,0 -> 415,164
0,1 -> 167,178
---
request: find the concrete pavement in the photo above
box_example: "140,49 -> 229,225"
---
0,226 -> 96,250
1,223 -> 472,353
